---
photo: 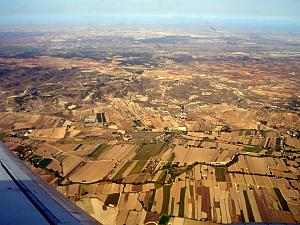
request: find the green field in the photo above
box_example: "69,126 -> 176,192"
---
276,138 -> 281,145
260,130 -> 267,138
129,160 -> 147,175
38,158 -> 52,168
275,138 -> 282,150
215,167 -> 225,182
31,155 -> 42,164
133,143 -> 164,160
87,144 -> 110,159
161,185 -> 172,215
157,170 -> 168,184
113,161 -> 132,179
242,147 -> 261,153
170,197 -> 175,216
243,191 -> 255,222
189,185 -> 194,198
104,193 -> 120,207
179,187 -> 186,217
123,68 -> 144,75
159,215 -> 169,225
31,155 -> 53,169
148,191 -> 156,211
274,188 -> 290,211
155,183 -> 163,189
128,143 -> 164,174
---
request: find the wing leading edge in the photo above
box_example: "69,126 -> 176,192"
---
0,141 -> 100,225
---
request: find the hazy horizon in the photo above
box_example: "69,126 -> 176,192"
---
1,15 -> 300,32
0,0 -> 299,27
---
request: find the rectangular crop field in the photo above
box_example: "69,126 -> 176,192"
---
161,185 -> 172,215
38,158 -> 52,168
133,143 -> 164,160
179,187 -> 186,217
87,144 -> 110,159
242,147 -> 261,153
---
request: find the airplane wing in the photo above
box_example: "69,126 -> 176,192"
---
0,141 -> 101,225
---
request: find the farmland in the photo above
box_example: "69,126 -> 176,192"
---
2,119 -> 300,225
87,144 -> 111,159
0,22 -> 299,225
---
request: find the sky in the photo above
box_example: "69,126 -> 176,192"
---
0,0 -> 299,25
